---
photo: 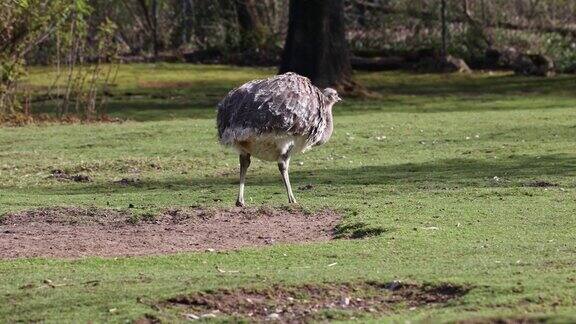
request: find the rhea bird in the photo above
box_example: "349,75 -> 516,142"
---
217,72 -> 342,206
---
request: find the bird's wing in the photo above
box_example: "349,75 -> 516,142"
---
218,73 -> 326,140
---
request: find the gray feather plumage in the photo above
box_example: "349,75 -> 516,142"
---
217,72 -> 330,147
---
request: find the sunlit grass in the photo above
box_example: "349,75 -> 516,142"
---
1,65 -> 575,322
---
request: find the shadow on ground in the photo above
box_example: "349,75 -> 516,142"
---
362,73 -> 576,97
27,73 -> 576,121
13,153 -> 575,195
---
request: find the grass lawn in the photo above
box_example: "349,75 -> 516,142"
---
1,64 -> 575,322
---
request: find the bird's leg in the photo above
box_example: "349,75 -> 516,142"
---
236,153 -> 251,207
278,155 -> 297,204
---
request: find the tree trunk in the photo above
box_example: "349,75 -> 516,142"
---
151,0 -> 159,59
279,0 -> 353,90
235,0 -> 265,50
440,0 -> 448,57
183,0 -> 194,46
461,0 -> 492,47
136,0 -> 160,60
171,0 -> 194,48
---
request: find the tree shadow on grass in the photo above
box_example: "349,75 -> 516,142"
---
23,153 -> 576,195
299,153 -> 576,188
110,72 -> 576,119
364,73 -> 576,97
27,74 -> 576,122
333,222 -> 390,239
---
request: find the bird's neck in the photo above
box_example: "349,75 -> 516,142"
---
318,103 -> 334,145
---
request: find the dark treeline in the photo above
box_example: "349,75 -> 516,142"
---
14,0 -> 576,70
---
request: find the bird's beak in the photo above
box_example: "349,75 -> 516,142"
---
337,95 -> 343,102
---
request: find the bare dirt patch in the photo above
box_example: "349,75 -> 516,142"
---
113,177 -> 142,186
523,180 -> 558,188
160,281 -> 470,322
48,169 -> 91,182
0,206 -> 340,259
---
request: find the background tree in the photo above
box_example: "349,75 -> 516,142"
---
0,0 -> 89,117
235,0 -> 267,50
440,0 -> 448,57
279,0 -> 354,91
171,0 -> 194,49
135,0 -> 161,59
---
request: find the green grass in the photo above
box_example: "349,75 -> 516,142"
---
1,64 -> 576,323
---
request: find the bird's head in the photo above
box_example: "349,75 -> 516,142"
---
323,88 -> 342,104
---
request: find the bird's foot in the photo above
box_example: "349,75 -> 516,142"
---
235,200 -> 245,207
